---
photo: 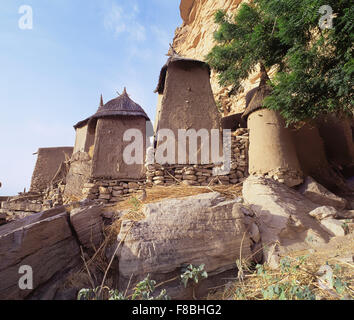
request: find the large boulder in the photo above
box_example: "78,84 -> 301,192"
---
0,207 -> 81,300
320,219 -> 346,237
298,176 -> 348,210
70,204 -> 104,249
0,213 -> 6,226
336,210 -> 354,220
117,192 -> 254,299
243,176 -> 332,268
308,206 -> 338,220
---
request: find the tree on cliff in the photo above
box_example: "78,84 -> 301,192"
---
206,0 -> 353,124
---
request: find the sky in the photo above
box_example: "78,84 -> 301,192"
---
0,0 -> 182,196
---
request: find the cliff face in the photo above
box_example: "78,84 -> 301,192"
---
173,0 -> 273,116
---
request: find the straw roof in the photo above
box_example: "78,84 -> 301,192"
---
154,53 -> 211,94
242,65 -> 272,120
74,89 -> 150,129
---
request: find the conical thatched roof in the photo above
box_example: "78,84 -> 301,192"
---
154,53 -> 211,94
74,88 -> 150,129
242,65 -> 272,120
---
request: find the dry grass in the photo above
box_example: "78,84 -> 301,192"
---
207,236 -> 354,300
67,184 -> 244,293
106,184 -> 243,238
109,184 -> 242,212
64,195 -> 82,205
64,183 -> 354,301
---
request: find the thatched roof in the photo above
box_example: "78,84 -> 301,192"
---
74,89 -> 150,129
154,53 -> 211,94
242,66 -> 272,120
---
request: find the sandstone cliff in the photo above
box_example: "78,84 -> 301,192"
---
173,0 -> 275,115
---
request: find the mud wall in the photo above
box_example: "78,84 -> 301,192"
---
317,115 -> 354,170
30,147 -> 73,192
156,61 -> 221,164
247,109 -> 303,187
91,116 -> 147,180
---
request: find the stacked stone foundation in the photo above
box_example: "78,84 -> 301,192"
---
0,193 -> 43,223
146,129 -> 249,187
81,179 -> 146,204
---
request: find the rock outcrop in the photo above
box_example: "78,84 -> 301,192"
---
0,207 -> 81,300
173,0 -> 276,115
243,176 -> 333,268
320,219 -> 346,237
0,213 -> 6,226
70,205 -> 104,249
308,206 -> 338,221
117,192 -> 256,299
298,176 -> 348,210
0,203 -> 106,300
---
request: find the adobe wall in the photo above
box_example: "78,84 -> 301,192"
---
30,147 -> 73,193
63,152 -> 92,198
73,125 -> 88,154
91,116 -> 147,180
73,122 -> 96,154
154,94 -> 164,134
247,109 -> 303,187
156,61 -> 221,164
292,122 -> 352,193
292,124 -> 335,185
85,121 -> 96,152
317,115 -> 354,170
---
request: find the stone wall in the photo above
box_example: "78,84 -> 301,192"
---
64,152 -> 92,198
146,129 -> 249,186
69,129 -> 249,203
0,193 -> 43,224
81,179 -> 146,204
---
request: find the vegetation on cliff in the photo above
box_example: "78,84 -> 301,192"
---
207,0 -> 353,124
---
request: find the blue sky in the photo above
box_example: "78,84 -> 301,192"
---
0,0 -> 182,196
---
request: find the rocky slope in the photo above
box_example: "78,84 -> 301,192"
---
173,0 -> 276,115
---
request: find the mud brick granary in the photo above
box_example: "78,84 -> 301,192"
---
64,89 -> 151,202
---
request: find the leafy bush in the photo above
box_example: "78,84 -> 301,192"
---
77,264 -> 208,300
207,0 -> 353,124
231,255 -> 353,300
180,264 -> 208,288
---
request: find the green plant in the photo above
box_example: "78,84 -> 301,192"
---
280,255 -> 308,273
215,100 -> 223,113
77,275 -> 170,301
77,287 -> 100,301
331,264 -> 349,296
255,258 -> 317,300
129,196 -> 141,211
78,264 -> 209,301
341,221 -> 349,234
107,290 -> 126,300
180,264 -> 208,288
131,275 -> 170,300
